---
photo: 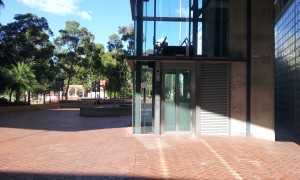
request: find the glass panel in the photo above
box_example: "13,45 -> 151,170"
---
164,71 -> 176,131
156,21 -> 190,46
178,70 -> 191,131
202,0 -> 229,57
158,0 -> 190,18
141,63 -> 154,134
142,0 -> 202,55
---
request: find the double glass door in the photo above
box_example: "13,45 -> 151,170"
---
163,69 -> 191,133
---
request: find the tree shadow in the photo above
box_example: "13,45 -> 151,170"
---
0,172 -> 179,180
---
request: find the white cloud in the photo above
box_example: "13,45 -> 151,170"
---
76,11 -> 92,21
17,0 -> 92,20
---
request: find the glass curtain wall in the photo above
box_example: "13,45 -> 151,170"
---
142,0 -> 201,55
275,0 -> 300,137
202,0 -> 229,57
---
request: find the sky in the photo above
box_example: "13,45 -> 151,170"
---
0,0 -> 133,49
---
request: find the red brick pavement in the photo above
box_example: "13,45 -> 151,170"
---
0,109 -> 300,179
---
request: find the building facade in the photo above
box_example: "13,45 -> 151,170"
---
275,0 -> 300,137
127,0 -> 275,140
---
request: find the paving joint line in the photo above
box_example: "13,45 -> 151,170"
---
156,138 -> 169,179
200,139 -> 243,180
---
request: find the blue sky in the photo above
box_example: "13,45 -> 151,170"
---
0,0 -> 133,48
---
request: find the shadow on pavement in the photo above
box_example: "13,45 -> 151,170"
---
0,172 -> 175,180
0,109 -> 132,132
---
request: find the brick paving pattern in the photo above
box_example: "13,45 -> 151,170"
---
0,109 -> 300,179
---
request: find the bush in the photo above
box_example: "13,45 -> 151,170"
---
0,97 -> 11,106
13,101 -> 29,106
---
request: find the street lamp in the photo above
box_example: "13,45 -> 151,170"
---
92,80 -> 100,105
55,74 -> 64,109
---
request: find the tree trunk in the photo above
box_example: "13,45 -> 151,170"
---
28,91 -> 31,105
15,89 -> 20,103
9,89 -> 13,103
65,76 -> 72,103
43,92 -> 46,104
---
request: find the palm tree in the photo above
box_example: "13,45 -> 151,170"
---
7,62 -> 36,103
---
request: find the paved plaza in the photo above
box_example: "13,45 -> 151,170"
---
0,109 -> 300,179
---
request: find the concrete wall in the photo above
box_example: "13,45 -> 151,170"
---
227,0 -> 248,136
230,62 -> 247,135
229,0 -> 275,140
229,0 -> 247,58
250,0 -> 275,141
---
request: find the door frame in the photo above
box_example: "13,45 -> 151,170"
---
161,62 -> 196,134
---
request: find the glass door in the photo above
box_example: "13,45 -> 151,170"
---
163,69 -> 191,133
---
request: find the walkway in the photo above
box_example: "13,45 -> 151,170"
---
0,109 -> 300,179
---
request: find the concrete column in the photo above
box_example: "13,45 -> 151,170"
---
229,0 -> 247,58
230,62 -> 247,135
228,0 -> 247,136
250,0 -> 275,141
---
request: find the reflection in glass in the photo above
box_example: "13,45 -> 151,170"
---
178,70 -> 191,131
164,69 -> 191,132
164,71 -> 176,131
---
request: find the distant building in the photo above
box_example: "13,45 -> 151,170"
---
127,0 -> 275,140
275,0 -> 300,137
66,85 -> 84,100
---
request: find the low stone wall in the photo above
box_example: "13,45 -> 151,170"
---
80,105 -> 132,117
0,101 -> 95,113
0,104 -> 58,112
59,101 -> 94,109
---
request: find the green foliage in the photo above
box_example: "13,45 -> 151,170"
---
0,97 -> 9,106
103,24 -> 134,97
0,67 -> 11,93
0,13 -> 54,68
107,34 -> 123,52
7,62 -> 37,102
0,13 -> 55,103
119,24 -> 134,55
55,21 -> 96,101
0,13 -> 134,101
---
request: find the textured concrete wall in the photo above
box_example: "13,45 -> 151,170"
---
250,0 -> 275,141
230,62 -> 247,135
228,0 -> 247,136
229,0 -> 247,58
229,0 -> 275,140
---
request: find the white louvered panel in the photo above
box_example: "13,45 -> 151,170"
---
200,63 -> 229,135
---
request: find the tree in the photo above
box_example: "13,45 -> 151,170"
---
0,13 -> 54,69
118,24 -> 134,97
0,13 -> 54,103
74,43 -> 105,88
7,62 -> 36,103
104,25 -> 134,98
0,0 -> 4,9
33,57 -> 58,104
0,67 -> 11,94
119,24 -> 134,56
107,34 -> 123,52
55,21 -> 95,101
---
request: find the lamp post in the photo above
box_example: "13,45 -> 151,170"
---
92,80 -> 99,105
55,74 -> 64,109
